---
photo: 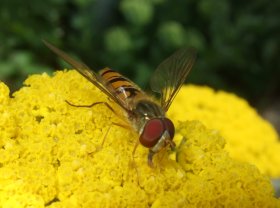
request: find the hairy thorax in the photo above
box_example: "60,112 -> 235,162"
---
128,98 -> 165,134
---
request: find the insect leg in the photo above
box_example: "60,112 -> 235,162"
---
175,136 -> 187,162
167,140 -> 176,151
155,140 -> 177,167
132,140 -> 140,158
112,122 -> 131,129
147,141 -> 175,168
90,124 -> 112,154
148,150 -> 155,168
95,122 -> 131,153
126,140 -> 141,185
65,100 -> 119,116
100,124 -> 112,148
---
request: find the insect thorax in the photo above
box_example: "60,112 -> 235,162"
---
129,99 -> 165,133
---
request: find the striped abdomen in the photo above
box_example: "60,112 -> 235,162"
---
99,67 -> 144,105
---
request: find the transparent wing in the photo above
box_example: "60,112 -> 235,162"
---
43,40 -> 130,112
150,48 -> 196,112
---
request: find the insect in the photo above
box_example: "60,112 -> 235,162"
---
43,40 -> 196,167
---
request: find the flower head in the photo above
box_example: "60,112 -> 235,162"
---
0,71 -> 279,207
168,85 -> 280,178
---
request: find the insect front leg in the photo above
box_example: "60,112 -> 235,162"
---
175,136 -> 187,162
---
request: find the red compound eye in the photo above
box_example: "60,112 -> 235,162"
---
139,118 -> 175,148
139,119 -> 164,148
163,118 -> 175,140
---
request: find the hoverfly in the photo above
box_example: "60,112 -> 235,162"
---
43,40 -> 196,167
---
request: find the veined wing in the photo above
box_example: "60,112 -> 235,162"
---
43,40 -> 130,112
150,48 -> 196,112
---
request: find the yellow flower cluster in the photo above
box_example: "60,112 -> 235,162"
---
0,70 -> 279,207
168,85 -> 280,178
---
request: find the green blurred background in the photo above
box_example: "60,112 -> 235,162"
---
0,0 -> 279,131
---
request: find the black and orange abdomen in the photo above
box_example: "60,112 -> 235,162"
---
99,68 -> 143,103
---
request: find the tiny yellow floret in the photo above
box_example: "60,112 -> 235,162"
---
0,71 -> 279,207
168,85 -> 280,178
